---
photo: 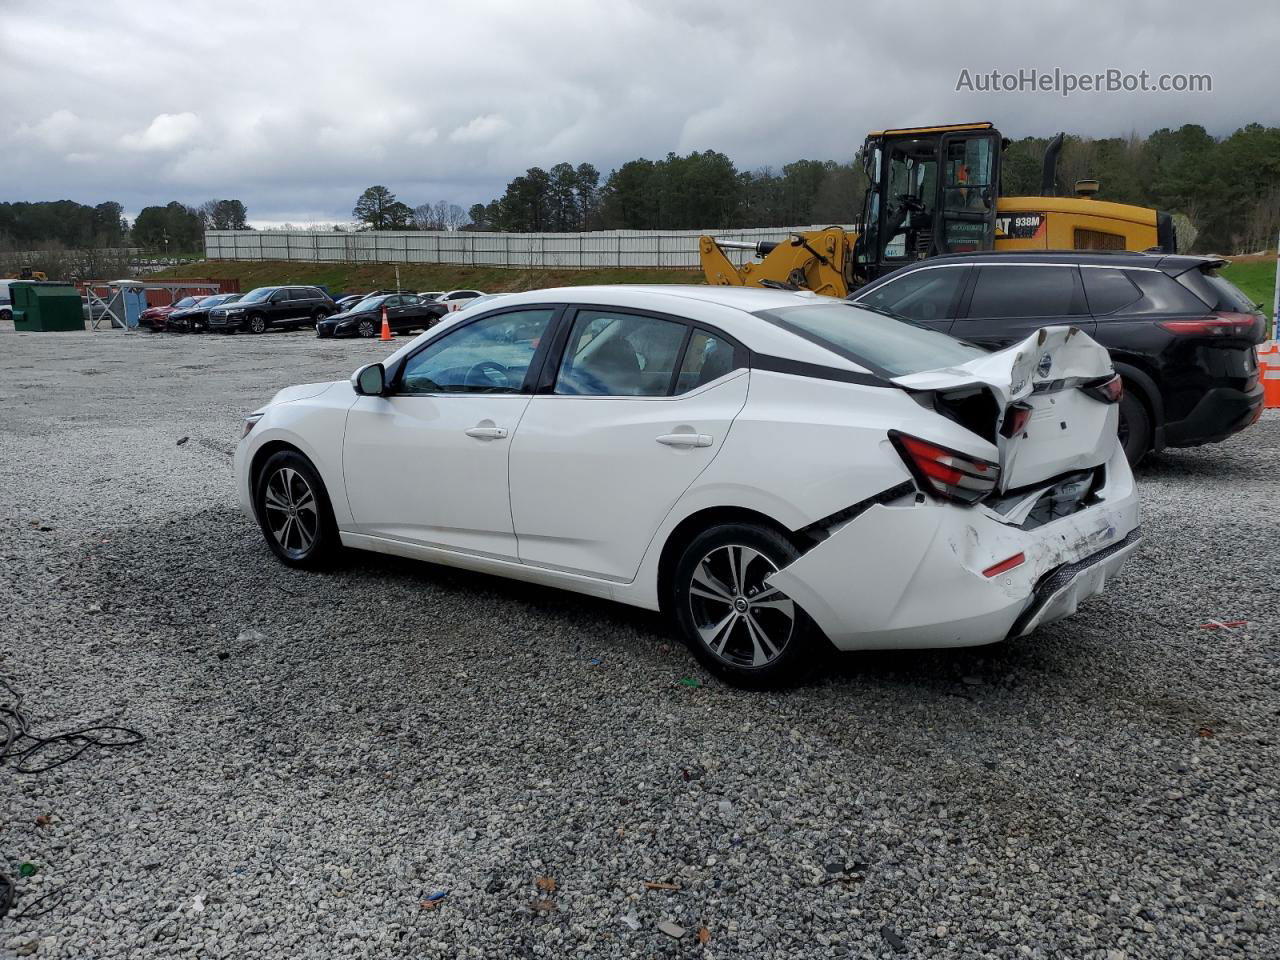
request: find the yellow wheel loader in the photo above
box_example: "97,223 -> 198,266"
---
700,123 -> 1177,296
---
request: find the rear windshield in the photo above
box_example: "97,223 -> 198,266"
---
1176,267 -> 1259,313
756,302 -> 987,376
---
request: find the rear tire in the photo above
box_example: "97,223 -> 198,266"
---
669,523 -> 818,689
1118,387 -> 1151,465
253,451 -> 341,568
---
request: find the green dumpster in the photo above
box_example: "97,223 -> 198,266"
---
11,281 -> 85,332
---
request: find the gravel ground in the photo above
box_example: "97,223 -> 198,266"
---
1,322 -> 1277,959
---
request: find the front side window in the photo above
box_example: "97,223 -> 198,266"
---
554,310 -> 687,397
966,265 -> 1086,319
856,266 -> 967,323
398,309 -> 555,395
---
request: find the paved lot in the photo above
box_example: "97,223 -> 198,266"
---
1,322 -> 1277,959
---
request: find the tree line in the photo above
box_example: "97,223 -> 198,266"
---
6,122 -> 1280,255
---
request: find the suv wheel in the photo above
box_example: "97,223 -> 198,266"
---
253,451 -> 340,568
311,308 -> 329,325
1117,388 -> 1151,465
669,523 -> 818,688
247,314 -> 267,334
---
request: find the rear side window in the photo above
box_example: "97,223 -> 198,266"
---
856,266 -> 968,323
676,329 -> 739,393
757,302 -> 986,377
967,265 -> 1086,319
1081,268 -> 1143,315
555,310 -> 687,397
1176,268 -> 1259,313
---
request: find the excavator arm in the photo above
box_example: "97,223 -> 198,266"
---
698,227 -> 857,298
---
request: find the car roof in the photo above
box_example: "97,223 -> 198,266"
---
907,249 -> 1225,271
393,284 -> 873,372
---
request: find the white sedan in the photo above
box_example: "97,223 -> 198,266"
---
235,286 -> 1141,686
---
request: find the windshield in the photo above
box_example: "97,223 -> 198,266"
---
173,297 -> 200,308
351,295 -> 389,313
240,288 -> 274,303
756,302 -> 986,377
205,294 -> 234,306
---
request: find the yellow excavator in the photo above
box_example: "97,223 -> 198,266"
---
700,122 -> 1177,296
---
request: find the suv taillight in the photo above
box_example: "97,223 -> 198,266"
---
1158,312 -> 1263,339
889,431 -> 1000,505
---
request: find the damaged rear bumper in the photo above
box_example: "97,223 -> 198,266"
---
765,446 -> 1141,651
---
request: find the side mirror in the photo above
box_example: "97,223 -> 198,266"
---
352,362 -> 386,396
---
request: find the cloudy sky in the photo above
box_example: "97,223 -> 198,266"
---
2,0 -> 1275,227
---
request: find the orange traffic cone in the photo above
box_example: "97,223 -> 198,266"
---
380,305 -> 392,341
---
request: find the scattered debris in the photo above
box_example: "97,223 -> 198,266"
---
18,863 -> 37,878
535,875 -> 556,894
621,913 -> 641,931
821,861 -> 868,885
176,436 -> 189,446
1198,727 -> 1215,738
658,920 -> 686,939
529,898 -> 556,913
696,926 -> 711,944
217,651 -> 230,661
237,628 -> 266,644
86,602 -> 102,614
34,815 -> 51,828
880,925 -> 907,954
190,893 -> 205,913
644,881 -> 681,892
1199,619 -> 1249,631
678,677 -> 702,689
588,657 -> 603,666
420,890 -> 449,910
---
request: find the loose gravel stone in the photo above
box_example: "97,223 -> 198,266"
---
0,322 -> 1277,958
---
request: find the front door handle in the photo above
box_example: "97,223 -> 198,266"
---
656,433 -> 713,448
465,425 -> 508,440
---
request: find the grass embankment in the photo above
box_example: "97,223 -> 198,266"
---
150,260 -> 703,295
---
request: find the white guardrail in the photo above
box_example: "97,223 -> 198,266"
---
204,227 -> 856,270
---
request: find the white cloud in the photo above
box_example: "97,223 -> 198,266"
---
119,112 -> 202,152
448,114 -> 510,144
15,109 -> 83,150
408,128 -> 439,146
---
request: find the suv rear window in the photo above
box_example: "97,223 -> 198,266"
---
756,302 -> 986,377
1176,267 -> 1259,313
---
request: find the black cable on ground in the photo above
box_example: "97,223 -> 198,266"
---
0,676 -> 146,923
0,677 -> 145,774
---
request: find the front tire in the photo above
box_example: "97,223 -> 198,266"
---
357,317 -> 377,338
669,523 -> 818,688
253,451 -> 340,568
247,314 -> 267,334
1118,387 -> 1151,465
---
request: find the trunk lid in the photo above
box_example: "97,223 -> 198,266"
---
891,326 -> 1118,491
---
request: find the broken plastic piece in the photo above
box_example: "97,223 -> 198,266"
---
658,920 -> 686,939
678,677 -> 702,688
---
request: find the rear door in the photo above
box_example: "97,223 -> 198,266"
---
508,308 -> 749,581
953,263 -> 1094,349
852,264 -> 971,334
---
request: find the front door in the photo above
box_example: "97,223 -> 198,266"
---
342,307 -> 558,558
933,131 -> 1000,256
508,308 -> 749,581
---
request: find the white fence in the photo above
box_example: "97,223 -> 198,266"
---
203,226 -> 855,270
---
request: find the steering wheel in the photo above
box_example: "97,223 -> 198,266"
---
893,193 -> 926,213
464,360 -> 510,389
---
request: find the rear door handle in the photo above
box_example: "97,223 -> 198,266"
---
465,426 -> 508,440
656,433 -> 713,448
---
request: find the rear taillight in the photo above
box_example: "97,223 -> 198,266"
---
889,431 -> 1000,505
1000,402 -> 1034,438
1158,312 -> 1263,339
1081,373 -> 1123,405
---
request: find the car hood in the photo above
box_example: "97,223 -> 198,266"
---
268,381 -> 340,406
324,310 -> 375,324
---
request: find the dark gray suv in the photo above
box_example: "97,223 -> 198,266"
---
207,285 -> 337,334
